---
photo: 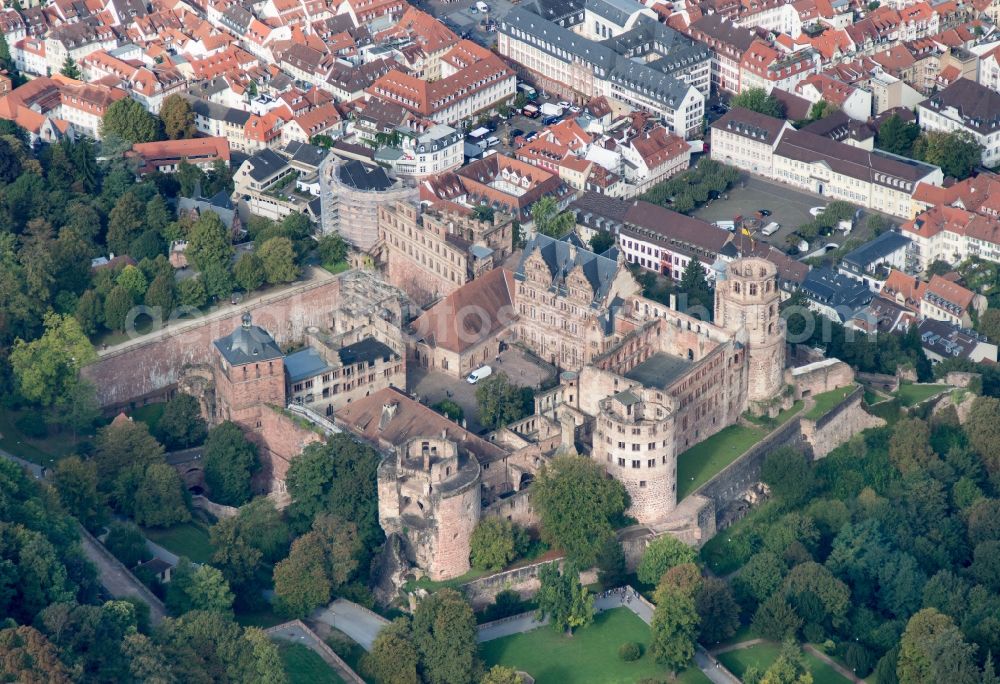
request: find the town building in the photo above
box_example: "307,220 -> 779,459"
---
709,107 -> 794,176
900,204 -> 1000,271
918,318 -> 997,363
799,267 -> 875,321
837,230 -> 912,291
686,14 -> 756,94
917,78 -> 1000,168
920,274 -> 986,327
498,6 -> 710,138
373,124 -> 464,179
127,137 -> 231,175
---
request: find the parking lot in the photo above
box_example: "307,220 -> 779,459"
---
692,175 -> 828,250
414,0 -> 515,47
408,347 -> 556,434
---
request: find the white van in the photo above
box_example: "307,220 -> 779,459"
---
486,136 -> 500,148
713,220 -> 735,232
467,365 -> 493,384
761,221 -> 781,236
476,1 -> 490,12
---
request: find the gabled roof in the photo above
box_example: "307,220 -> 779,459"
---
410,268 -> 515,354
515,233 -> 620,305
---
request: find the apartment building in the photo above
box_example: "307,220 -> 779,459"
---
127,137 -> 231,174
366,41 -> 515,126
498,6 -> 710,138
709,107 -> 793,176
373,124 -> 464,179
619,127 -> 691,193
771,128 -> 943,218
45,20 -> 118,76
739,41 -> 821,94
900,204 -> 1000,271
920,274 -> 986,328
917,78 -> 1000,167
686,14 -> 756,94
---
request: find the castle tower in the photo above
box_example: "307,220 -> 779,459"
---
714,257 -> 786,406
592,389 -> 677,524
212,313 -> 287,425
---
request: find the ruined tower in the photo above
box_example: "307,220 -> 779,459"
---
592,388 -> 677,524
714,257 -> 786,408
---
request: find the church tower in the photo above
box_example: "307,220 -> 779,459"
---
714,258 -> 786,407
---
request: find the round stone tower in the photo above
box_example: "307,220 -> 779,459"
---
714,257 -> 786,407
592,389 -> 676,524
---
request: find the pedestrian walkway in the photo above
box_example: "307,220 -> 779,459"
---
268,619 -> 365,684
311,598 -> 389,651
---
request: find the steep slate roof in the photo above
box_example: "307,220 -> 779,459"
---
244,148 -> 288,182
711,107 -> 788,144
409,268 -> 516,354
337,159 -> 393,190
840,230 -> 911,270
214,314 -> 283,365
919,77 -> 1000,135
338,337 -> 399,365
775,129 -> 938,191
515,233 -> 619,305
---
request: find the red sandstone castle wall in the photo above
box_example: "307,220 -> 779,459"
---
246,406 -> 323,491
84,277 -> 343,408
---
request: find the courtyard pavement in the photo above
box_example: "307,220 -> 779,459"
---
408,347 -> 556,434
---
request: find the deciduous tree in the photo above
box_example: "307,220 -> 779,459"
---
469,518 -> 528,571
650,563 -> 702,673
200,421 -> 258,505
535,563 -> 594,634
531,195 -> 575,238
362,618 -> 420,684
103,284 -> 133,332
475,372 -> 533,429
695,577 -> 740,645
233,252 -> 265,292
133,462 -> 190,528
411,588 -> 480,684
159,95 -> 195,140
257,236 -> 299,284
10,312 -> 95,410
186,211 -> 233,274
637,534 -> 697,586
156,393 -> 208,451
52,456 -> 105,530
731,88 -> 784,117
531,455 -> 628,567
101,97 -> 162,144
897,608 -> 979,684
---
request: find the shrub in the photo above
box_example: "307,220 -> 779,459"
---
618,642 -> 642,661
15,412 -> 47,438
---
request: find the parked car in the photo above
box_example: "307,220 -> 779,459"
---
524,131 -> 538,141
467,366 -> 493,384
758,209 -> 772,217
509,128 -> 525,139
569,105 -> 581,113
810,206 -> 826,217
761,222 -> 781,236
558,100 -> 571,108
542,115 -> 560,125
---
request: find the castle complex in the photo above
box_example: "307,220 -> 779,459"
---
97,250 -> 857,584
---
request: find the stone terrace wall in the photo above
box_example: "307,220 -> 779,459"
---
482,488 -> 538,528
800,386 -> 885,459
692,417 -> 806,524
84,273 -> 342,408
460,557 -> 597,609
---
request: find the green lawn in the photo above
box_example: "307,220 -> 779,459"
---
481,607 -> 710,684
677,424 -> 766,500
718,643 -> 849,684
142,521 -> 215,563
803,385 -> 855,420
0,407 -> 82,467
129,403 -> 165,433
895,382 -> 948,407
718,642 -> 782,677
278,643 -> 345,684
322,260 -> 351,275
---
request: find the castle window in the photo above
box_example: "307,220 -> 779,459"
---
631,460 -> 640,468
648,443 -> 655,450
618,457 -> 625,467
647,458 -> 655,467
617,441 -> 625,449
639,480 -> 647,488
